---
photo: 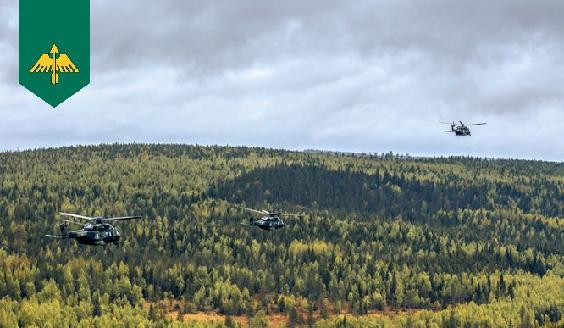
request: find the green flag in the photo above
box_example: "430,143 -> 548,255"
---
19,0 -> 90,108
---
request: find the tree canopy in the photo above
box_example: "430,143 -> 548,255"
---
0,144 -> 562,327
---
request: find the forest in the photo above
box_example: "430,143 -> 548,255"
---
0,144 -> 562,327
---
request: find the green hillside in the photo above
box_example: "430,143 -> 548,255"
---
0,144 -> 562,327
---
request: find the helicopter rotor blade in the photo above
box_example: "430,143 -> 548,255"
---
103,216 -> 142,221
63,219 -> 83,226
60,213 -> 95,221
470,123 -> 487,126
45,235 -> 66,239
280,213 -> 304,220
244,207 -> 269,215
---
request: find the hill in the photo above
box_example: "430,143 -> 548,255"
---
0,144 -> 562,327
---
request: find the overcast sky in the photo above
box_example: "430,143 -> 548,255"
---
0,0 -> 563,161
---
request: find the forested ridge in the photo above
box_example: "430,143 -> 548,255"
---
0,144 -> 562,327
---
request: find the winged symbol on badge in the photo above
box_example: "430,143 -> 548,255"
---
30,44 -> 79,85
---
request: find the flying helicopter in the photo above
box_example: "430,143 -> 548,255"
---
242,208 -> 302,231
45,213 -> 142,246
442,121 -> 487,136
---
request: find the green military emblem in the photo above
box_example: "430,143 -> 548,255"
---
19,0 -> 90,108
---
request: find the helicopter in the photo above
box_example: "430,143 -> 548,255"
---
442,121 -> 487,136
45,213 -> 142,246
242,208 -> 302,231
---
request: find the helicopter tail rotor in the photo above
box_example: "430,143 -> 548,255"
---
440,121 -> 456,132
59,221 -> 69,237
44,220 -> 70,240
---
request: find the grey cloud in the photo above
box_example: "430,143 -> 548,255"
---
0,0 -> 563,160
92,0 -> 564,69
0,1 -> 17,85
88,0 -> 564,115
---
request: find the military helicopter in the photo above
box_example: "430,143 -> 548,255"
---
45,213 -> 142,246
242,208 -> 302,231
442,121 -> 487,136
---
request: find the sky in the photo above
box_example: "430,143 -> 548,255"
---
0,0 -> 563,161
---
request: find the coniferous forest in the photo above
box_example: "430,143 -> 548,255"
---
0,144 -> 562,327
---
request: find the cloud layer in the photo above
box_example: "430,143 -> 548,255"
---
1,0 -> 563,160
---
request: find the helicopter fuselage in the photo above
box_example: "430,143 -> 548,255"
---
444,121 -> 485,137
454,129 -> 471,136
451,124 -> 471,136
66,224 -> 121,246
250,216 -> 285,230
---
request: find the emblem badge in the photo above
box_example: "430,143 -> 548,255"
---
19,0 -> 90,108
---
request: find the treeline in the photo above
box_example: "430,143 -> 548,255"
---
210,163 -> 562,217
0,144 -> 562,327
